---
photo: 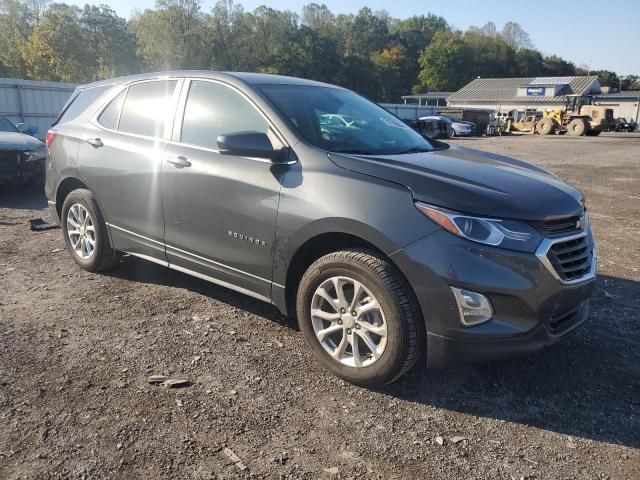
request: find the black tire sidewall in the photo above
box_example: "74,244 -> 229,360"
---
61,189 -> 108,271
297,257 -> 410,386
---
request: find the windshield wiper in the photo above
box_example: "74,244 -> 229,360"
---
330,149 -> 376,155
394,147 -> 433,155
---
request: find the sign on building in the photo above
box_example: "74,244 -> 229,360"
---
526,87 -> 546,96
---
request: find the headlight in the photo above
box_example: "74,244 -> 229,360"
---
24,146 -> 47,162
415,202 -> 543,253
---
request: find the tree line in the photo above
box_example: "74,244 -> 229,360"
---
1,0 -> 638,102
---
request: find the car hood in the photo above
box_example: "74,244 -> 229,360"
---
0,131 -> 44,150
328,145 -> 583,221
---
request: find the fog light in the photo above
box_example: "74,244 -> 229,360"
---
450,287 -> 493,326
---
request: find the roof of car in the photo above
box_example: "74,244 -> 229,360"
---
78,71 -> 342,91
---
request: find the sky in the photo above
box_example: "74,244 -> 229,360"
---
67,0 -> 640,76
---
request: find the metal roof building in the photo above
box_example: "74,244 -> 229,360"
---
447,76 -> 601,113
595,90 -> 640,122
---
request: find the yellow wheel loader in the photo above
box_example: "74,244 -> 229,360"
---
536,95 -> 615,136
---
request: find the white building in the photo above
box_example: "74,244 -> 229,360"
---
595,91 -> 640,122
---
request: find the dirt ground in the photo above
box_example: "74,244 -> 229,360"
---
1,132 -> 639,479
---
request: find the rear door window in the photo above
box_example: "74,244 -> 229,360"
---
180,80 -> 268,150
97,90 -> 126,130
118,80 -> 178,138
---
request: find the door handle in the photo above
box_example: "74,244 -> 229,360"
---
86,137 -> 103,148
166,155 -> 191,168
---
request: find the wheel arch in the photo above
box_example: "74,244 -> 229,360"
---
55,176 -> 90,218
279,228 -> 421,324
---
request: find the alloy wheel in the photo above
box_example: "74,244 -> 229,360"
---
66,203 -> 96,259
310,276 -> 388,368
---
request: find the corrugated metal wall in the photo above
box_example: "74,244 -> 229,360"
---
595,99 -> 640,122
0,78 -> 78,140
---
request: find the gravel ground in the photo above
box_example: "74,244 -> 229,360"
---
1,132 -> 638,479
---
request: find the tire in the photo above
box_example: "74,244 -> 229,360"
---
296,248 -> 423,387
568,119 -> 587,136
61,188 -> 118,272
586,130 -> 601,136
536,118 -> 555,135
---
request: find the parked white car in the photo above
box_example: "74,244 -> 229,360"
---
420,115 -> 476,137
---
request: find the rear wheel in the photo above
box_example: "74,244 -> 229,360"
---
568,119 -> 587,136
536,118 -> 555,135
586,129 -> 601,136
61,188 -> 118,272
296,248 -> 422,387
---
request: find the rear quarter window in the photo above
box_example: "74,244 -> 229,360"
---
56,85 -> 112,125
97,90 -> 126,130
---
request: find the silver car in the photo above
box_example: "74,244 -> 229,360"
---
420,115 -> 476,137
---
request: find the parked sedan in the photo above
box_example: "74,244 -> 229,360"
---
410,117 -> 452,139
0,114 -> 47,186
421,115 -> 476,137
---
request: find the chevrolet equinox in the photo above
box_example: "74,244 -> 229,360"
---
45,72 -> 596,386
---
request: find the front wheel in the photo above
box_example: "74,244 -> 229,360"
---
296,249 -> 423,387
61,188 -> 118,272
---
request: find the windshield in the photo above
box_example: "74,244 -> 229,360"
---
0,115 -> 18,133
258,84 -> 435,155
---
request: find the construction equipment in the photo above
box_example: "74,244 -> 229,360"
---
536,95 -> 615,136
486,113 -> 508,135
508,112 -> 542,133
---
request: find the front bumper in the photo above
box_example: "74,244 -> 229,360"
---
390,229 -> 596,367
0,150 -> 44,183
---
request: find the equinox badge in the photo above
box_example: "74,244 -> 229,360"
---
228,230 -> 266,247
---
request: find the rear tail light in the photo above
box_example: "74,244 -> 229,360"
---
45,130 -> 56,148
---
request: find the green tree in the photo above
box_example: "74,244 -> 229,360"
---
301,2 -> 335,32
80,4 -> 138,78
0,0 -> 48,78
463,30 -> 517,79
542,54 -> 576,76
208,0 -> 253,70
131,0 -> 209,70
515,48 -> 544,76
415,30 -> 471,92
500,21 -> 533,50
621,75 -> 640,91
389,14 -> 447,95
21,4 -> 91,81
591,69 -> 620,88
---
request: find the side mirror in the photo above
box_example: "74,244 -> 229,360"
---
16,122 -> 27,133
217,131 -> 285,162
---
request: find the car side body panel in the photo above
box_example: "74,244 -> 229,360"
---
270,142 -> 440,313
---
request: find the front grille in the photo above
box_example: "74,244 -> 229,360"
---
546,235 -> 593,282
533,215 -> 582,237
0,150 -> 21,177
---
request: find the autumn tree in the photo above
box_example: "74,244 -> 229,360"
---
21,4 -> 91,81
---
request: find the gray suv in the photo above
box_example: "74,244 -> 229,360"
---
45,71 -> 596,386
